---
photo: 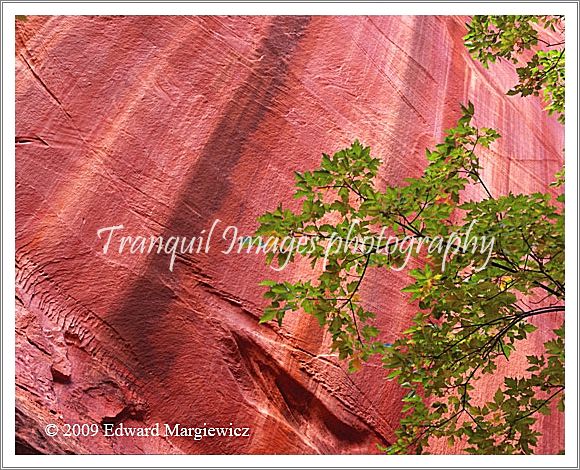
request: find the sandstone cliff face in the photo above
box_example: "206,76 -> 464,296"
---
15,15 -> 563,454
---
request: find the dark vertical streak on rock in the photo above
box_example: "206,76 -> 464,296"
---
109,16 -> 312,381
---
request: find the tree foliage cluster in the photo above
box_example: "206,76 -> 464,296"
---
465,15 -> 565,122
255,16 -> 565,454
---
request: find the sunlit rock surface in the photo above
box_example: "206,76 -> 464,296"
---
16,15 -> 563,454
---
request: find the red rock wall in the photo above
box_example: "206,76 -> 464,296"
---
15,15 -> 564,454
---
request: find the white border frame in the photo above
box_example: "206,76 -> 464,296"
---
2,2 -> 578,468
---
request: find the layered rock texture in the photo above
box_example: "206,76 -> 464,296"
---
16,15 -> 564,454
